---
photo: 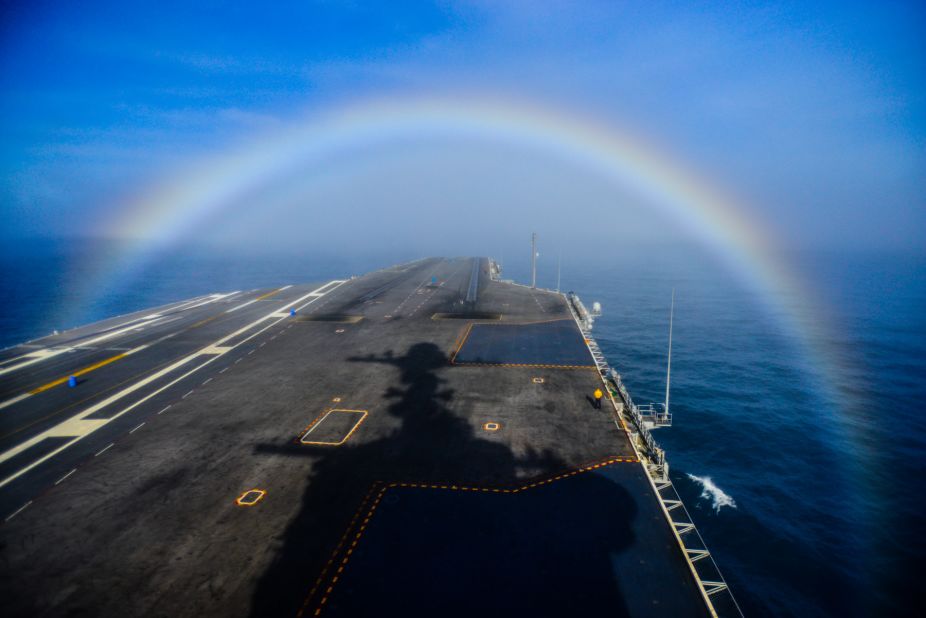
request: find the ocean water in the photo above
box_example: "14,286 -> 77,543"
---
1,238 -> 923,617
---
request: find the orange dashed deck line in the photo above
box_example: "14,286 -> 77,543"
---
452,361 -> 596,369
488,317 -> 575,326
299,455 -> 639,616
448,322 -> 475,363
296,482 -> 385,618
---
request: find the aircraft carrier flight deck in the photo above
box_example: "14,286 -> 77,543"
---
0,257 -> 735,617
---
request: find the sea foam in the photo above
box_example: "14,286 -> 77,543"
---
687,474 -> 737,513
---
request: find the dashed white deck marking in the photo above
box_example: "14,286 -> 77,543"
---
4,501 -> 32,522
0,280 -> 347,489
54,469 -> 76,485
0,318 -> 161,378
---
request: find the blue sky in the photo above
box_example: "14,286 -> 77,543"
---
1,1 -> 923,253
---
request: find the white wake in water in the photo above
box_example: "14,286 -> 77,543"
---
687,474 -> 737,513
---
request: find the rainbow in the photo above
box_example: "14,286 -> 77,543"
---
74,93 -> 874,581
95,94 -> 847,413
105,94 -> 786,301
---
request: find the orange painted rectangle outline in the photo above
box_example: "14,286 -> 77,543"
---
300,409 -> 368,446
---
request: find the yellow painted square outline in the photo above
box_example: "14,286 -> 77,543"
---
300,409 -> 368,445
483,421 -> 501,432
532,377 -> 545,384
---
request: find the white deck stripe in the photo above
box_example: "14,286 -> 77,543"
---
225,298 -> 260,313
0,318 -> 161,378
0,280 -> 348,489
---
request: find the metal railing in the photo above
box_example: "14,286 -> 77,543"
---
637,402 -> 673,428
562,290 -> 742,618
489,267 -> 743,616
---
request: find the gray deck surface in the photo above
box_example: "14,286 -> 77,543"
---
0,257 -> 709,617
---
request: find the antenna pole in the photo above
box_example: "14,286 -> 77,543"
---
556,252 -> 561,293
531,232 -> 537,288
665,288 -> 675,414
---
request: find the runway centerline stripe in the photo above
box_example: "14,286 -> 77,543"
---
0,343 -> 156,412
30,353 -> 127,394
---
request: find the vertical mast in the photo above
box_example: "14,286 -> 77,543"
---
531,232 -> 537,288
556,253 -> 561,293
665,288 -> 675,414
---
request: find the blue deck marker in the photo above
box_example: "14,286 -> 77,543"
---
68,376 -> 77,388
290,308 -> 296,316
431,276 -> 437,284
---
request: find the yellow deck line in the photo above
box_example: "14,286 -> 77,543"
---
29,353 -> 128,395
255,287 -> 284,301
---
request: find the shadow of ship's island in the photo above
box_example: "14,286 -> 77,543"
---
250,342 -> 638,617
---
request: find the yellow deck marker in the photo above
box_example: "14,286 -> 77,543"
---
29,352 -> 129,395
483,421 -> 501,432
235,489 -> 266,507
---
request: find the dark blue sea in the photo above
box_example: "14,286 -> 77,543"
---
1,238 -> 923,617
